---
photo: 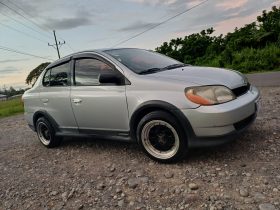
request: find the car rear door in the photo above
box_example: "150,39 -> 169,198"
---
39,59 -> 78,133
70,53 -> 129,135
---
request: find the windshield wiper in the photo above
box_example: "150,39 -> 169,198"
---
139,68 -> 163,75
163,63 -> 188,70
139,64 -> 189,75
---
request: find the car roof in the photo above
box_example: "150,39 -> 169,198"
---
46,48 -> 143,69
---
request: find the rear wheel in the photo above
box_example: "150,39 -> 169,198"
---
137,111 -> 188,163
36,117 -> 62,148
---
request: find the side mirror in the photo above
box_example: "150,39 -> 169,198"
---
99,73 -> 124,85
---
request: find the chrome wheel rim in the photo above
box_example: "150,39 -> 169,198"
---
37,122 -> 51,145
141,120 -> 179,160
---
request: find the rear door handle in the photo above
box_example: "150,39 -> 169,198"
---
41,98 -> 49,103
72,98 -> 82,104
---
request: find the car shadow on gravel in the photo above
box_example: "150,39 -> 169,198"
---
185,127 -> 267,163
60,136 -> 138,150
57,126 -> 264,164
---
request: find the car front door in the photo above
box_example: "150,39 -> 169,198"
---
70,54 -> 129,135
39,59 -> 78,132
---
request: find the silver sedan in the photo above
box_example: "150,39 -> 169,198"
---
23,48 -> 260,162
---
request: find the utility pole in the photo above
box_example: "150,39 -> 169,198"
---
48,30 -> 65,59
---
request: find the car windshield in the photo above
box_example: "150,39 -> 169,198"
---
104,48 -> 183,74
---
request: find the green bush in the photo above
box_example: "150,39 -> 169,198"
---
231,45 -> 280,72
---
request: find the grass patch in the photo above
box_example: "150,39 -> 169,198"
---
0,98 -> 24,118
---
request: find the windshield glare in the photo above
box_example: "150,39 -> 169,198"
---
104,49 -> 182,74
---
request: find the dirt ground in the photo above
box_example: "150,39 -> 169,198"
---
0,87 -> 279,210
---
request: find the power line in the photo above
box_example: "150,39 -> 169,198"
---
0,2 -> 74,54
3,0 -> 75,52
4,0 -> 50,32
54,31 -> 75,53
0,22 -> 48,43
0,10 -> 51,41
112,0 -> 210,47
65,43 -> 75,53
0,1 -> 53,39
0,45 -> 54,61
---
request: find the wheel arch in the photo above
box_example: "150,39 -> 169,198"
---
33,110 -> 59,132
129,100 -> 194,141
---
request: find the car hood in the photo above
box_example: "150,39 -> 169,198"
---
147,66 -> 247,89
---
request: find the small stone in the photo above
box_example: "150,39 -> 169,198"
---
62,192 -> 68,202
68,188 -> 75,199
97,182 -> 106,190
50,191 -> 58,196
189,183 -> 199,190
150,187 -> 156,192
135,170 -> 144,177
263,179 -> 269,185
164,172 -> 174,179
253,192 -> 266,201
118,199 -> 124,207
258,203 -> 277,210
139,176 -> 149,183
244,198 -> 254,204
116,188 -> 122,194
127,178 -> 138,189
110,167 -> 116,172
239,188 -> 249,197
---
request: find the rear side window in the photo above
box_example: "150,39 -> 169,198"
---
43,69 -> 51,86
74,58 -> 116,86
43,62 -> 69,87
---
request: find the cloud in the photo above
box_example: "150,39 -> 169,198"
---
217,0 -> 248,10
124,0 -> 177,6
0,66 -> 22,77
0,0 -> 96,30
43,16 -> 93,30
168,0 -> 278,36
0,58 -> 28,63
119,21 -> 159,31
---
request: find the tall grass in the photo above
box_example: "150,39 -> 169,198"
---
0,98 -> 24,118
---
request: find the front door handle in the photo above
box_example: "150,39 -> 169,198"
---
72,98 -> 82,104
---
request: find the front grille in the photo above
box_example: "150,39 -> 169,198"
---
232,83 -> 250,97
233,113 -> 256,131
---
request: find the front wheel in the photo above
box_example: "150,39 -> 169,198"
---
137,111 -> 188,163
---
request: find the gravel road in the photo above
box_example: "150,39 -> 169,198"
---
0,87 -> 279,210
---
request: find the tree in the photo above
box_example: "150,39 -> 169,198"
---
155,5 -> 280,72
26,62 -> 50,85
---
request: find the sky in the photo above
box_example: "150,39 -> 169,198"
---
0,0 -> 279,89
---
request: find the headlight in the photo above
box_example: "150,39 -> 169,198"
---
185,86 -> 236,105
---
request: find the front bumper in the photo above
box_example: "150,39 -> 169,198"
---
181,85 -> 260,147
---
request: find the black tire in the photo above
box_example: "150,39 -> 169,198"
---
136,111 -> 188,163
35,117 -> 62,148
